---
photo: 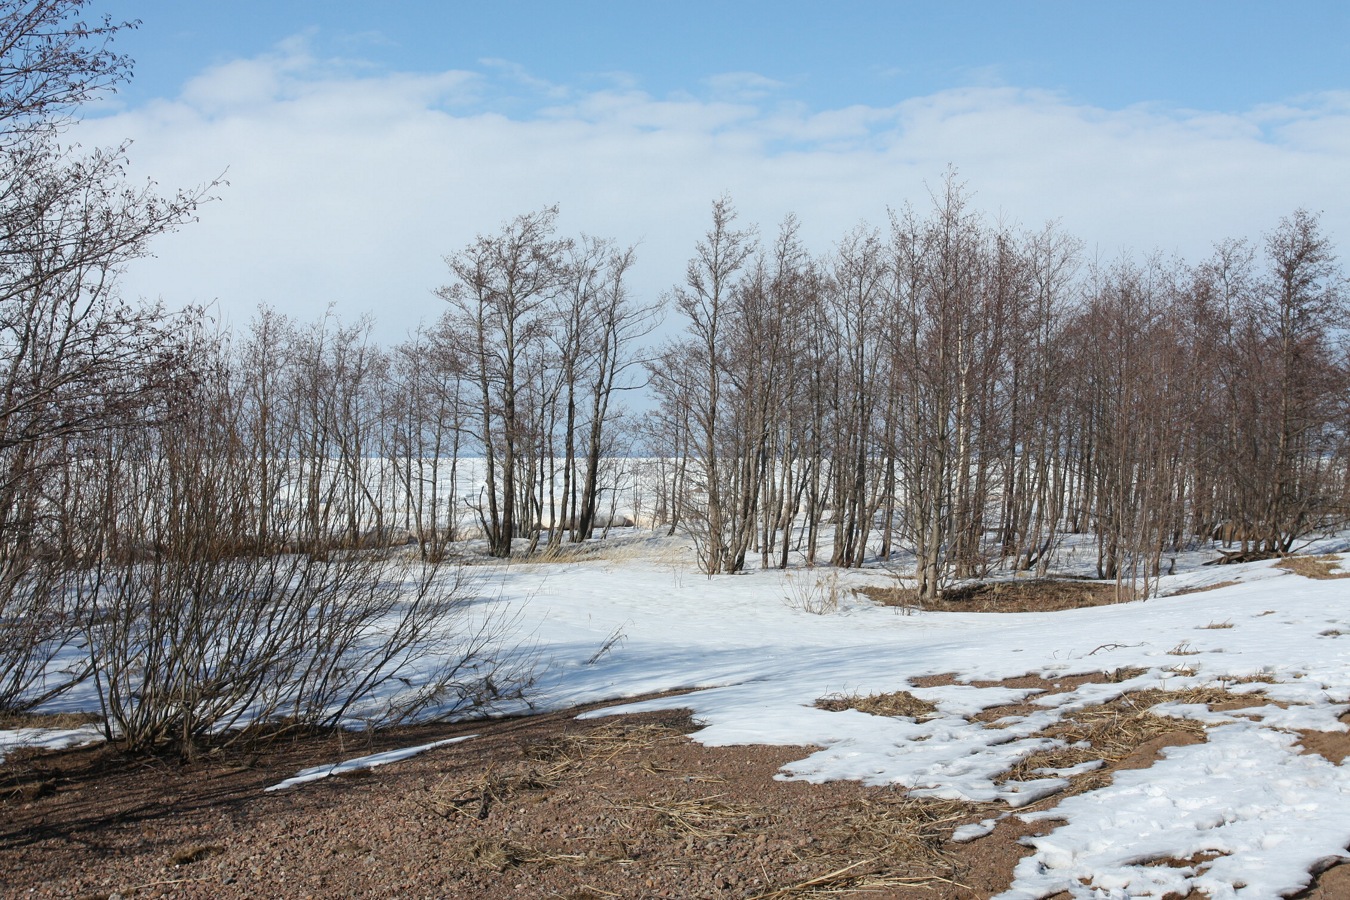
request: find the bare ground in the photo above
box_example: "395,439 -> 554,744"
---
7,675 -> 1345,900
1,700 -> 1034,900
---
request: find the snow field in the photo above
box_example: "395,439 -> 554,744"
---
7,532 -> 1350,897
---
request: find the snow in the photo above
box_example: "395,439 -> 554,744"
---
0,725 -> 102,764
7,531 -> 1350,897
265,735 -> 476,792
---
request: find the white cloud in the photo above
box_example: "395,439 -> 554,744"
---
73,41 -> 1350,342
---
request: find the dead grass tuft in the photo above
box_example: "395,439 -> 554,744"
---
1277,555 -> 1350,580
825,794 -> 981,864
523,720 -> 691,766
451,837 -> 588,872
615,792 -> 768,838
0,710 -> 102,730
1173,580 -> 1240,596
783,570 -> 843,615
815,690 -> 938,720
747,858 -> 969,899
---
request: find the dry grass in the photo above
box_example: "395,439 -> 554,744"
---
783,570 -> 843,615
1277,554 -> 1350,580
1199,620 -> 1235,630
615,792 -> 768,838
998,686 -> 1256,795
747,859 -> 968,899
0,710 -> 102,730
857,578 -> 1128,613
451,837 -> 596,872
816,690 -> 938,720
825,793 -> 982,863
523,720 -> 692,766
1172,580 -> 1240,596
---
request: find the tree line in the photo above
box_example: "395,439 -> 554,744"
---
649,184 -> 1349,598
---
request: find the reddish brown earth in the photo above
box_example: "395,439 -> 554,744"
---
4,692 -> 1349,899
0,698 -> 1047,900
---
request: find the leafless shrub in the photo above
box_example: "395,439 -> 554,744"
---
782,569 -> 841,614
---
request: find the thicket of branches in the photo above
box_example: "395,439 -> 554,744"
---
0,2 -> 525,754
649,184 -> 1350,596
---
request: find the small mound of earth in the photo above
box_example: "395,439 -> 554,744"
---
858,578 -> 1127,613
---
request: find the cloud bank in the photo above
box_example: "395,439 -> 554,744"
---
77,40 -> 1350,339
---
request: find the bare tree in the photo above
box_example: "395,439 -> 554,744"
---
0,0 -> 210,712
658,196 -> 757,574
438,208 -> 570,558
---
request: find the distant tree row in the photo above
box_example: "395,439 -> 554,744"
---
648,181 -> 1349,596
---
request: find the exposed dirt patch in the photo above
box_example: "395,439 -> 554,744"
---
1278,555 -> 1350,580
1295,858 -> 1350,899
858,578 -> 1129,613
1297,711 -> 1350,765
1,701 -> 1034,900
815,690 -> 938,720
0,679 -> 1306,899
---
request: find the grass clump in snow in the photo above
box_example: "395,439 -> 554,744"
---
815,690 -> 938,720
1277,554 -> 1350,580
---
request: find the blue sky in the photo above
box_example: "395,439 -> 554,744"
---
79,1 -> 1350,337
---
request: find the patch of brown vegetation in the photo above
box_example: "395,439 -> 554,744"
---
0,710 -> 102,730
996,690 -> 1211,798
1172,580 -> 1240,596
1277,555 -> 1350,580
858,578 -> 1130,613
1294,857 -> 1350,899
921,670 -> 1149,723
815,690 -> 939,720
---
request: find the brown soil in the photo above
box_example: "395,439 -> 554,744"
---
1297,711 -> 1350,765
0,701 -> 1029,900
858,578 -> 1128,613
0,680 -> 1331,899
